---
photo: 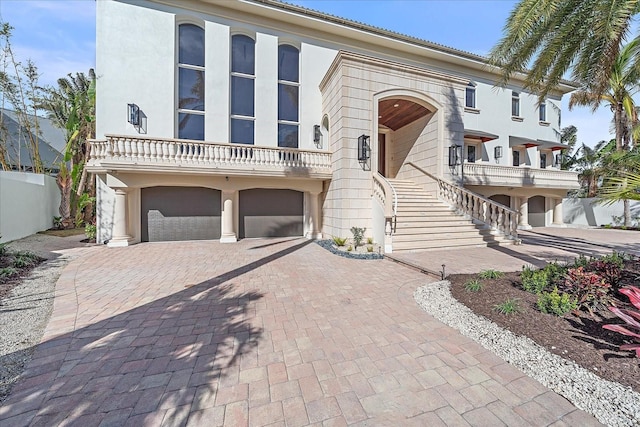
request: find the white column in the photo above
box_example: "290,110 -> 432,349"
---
108,188 -> 132,247
220,190 -> 237,243
518,196 -> 532,230
306,192 -> 321,239
553,198 -> 565,226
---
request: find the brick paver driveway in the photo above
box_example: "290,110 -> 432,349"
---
0,238 -> 600,426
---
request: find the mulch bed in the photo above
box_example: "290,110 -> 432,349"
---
0,252 -> 44,301
450,271 -> 640,393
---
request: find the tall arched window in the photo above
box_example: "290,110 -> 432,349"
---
278,44 -> 299,148
177,24 -> 205,140
230,34 -> 255,145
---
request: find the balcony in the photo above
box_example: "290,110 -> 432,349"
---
463,163 -> 580,190
87,134 -> 333,179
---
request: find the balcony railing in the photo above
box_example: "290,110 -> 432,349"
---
463,163 -> 580,189
88,134 -> 333,178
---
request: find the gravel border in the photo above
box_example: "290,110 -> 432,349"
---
0,235 -> 87,404
315,240 -> 384,260
415,280 -> 640,427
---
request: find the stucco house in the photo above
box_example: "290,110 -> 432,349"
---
89,0 -> 579,252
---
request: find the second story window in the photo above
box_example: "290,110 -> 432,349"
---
177,24 -> 205,140
540,153 -> 547,168
230,34 -> 256,145
465,83 -> 476,109
278,44 -> 300,148
512,150 -> 520,166
539,102 -> 547,122
466,145 -> 476,163
511,91 -> 520,117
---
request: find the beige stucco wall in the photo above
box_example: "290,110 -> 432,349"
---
319,52 -> 467,238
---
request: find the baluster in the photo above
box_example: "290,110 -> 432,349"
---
130,138 -> 139,160
497,208 -> 504,232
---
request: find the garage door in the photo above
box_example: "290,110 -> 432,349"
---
141,187 -> 221,242
239,189 -> 303,238
529,195 -> 546,227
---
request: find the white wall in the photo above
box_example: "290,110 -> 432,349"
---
0,172 -> 61,243
563,198 -> 640,227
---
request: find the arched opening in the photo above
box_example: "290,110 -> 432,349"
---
376,94 -> 437,179
529,195 -> 546,227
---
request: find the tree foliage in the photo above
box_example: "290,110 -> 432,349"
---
489,0 -> 640,101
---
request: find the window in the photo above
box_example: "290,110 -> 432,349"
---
466,145 -> 476,163
465,83 -> 476,109
512,150 -> 520,166
230,34 -> 255,145
278,44 -> 299,148
511,91 -> 520,117
539,101 -> 547,122
177,24 -> 205,140
540,153 -> 547,169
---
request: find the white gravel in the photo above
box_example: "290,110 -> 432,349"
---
415,280 -> 640,427
0,234 -> 87,403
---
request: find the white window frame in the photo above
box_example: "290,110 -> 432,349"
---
230,33 -> 256,144
176,21 -> 205,140
539,101 -> 547,123
277,43 -> 300,148
511,91 -> 520,118
465,83 -> 476,109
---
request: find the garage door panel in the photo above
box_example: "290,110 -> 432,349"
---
142,187 -> 221,242
239,189 -> 303,238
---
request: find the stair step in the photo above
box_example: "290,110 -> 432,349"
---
392,239 -> 505,252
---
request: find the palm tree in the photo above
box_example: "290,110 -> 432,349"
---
572,141 -> 609,197
489,0 -> 640,101
569,40 -> 640,153
40,70 -> 96,227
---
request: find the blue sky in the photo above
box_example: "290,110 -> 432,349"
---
0,0 -> 614,147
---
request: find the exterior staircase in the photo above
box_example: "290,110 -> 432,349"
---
388,179 -> 511,252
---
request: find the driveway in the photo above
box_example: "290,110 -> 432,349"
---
0,237 -> 600,426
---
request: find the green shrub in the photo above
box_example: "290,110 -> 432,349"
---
521,268 -> 549,294
366,245 -> 374,253
350,227 -> 366,248
332,236 -> 348,246
537,287 -> 577,316
464,279 -> 483,292
0,243 -> 7,257
85,224 -> 97,240
366,237 -> 374,245
542,262 -> 566,286
347,245 -> 353,252
572,254 -> 590,269
494,298 -> 520,315
478,269 -> 504,279
0,267 -> 17,278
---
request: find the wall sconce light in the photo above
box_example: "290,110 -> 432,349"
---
127,103 -> 140,126
448,145 -> 462,166
313,124 -> 321,145
358,134 -> 370,162
494,146 -> 503,159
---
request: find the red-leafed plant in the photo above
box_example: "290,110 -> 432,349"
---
562,267 -> 615,316
603,286 -> 640,358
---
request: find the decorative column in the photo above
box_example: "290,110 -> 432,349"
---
553,198 -> 565,226
518,196 -> 532,230
306,192 -> 322,239
220,190 -> 237,243
108,188 -> 132,247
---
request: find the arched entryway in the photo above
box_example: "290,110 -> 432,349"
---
529,195 -> 546,227
375,93 -> 438,179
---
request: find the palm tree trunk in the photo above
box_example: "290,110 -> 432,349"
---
624,199 -> 631,227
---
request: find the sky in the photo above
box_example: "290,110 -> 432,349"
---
0,0 -> 616,148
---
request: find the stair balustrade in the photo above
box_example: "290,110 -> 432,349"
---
406,162 -> 519,240
372,173 -> 397,236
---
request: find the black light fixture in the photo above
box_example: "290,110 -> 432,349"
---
358,134 -> 370,162
127,103 -> 140,126
448,145 -> 462,166
494,146 -> 503,159
313,124 -> 321,144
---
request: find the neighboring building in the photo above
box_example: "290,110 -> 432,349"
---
0,109 -> 65,172
89,0 -> 579,251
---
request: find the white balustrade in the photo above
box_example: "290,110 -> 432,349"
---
463,163 -> 580,189
88,135 -> 332,175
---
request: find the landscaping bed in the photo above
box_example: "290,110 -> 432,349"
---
0,246 -> 44,301
449,256 -> 640,393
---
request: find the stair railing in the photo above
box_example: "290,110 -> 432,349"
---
406,162 -> 519,240
372,173 -> 397,235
